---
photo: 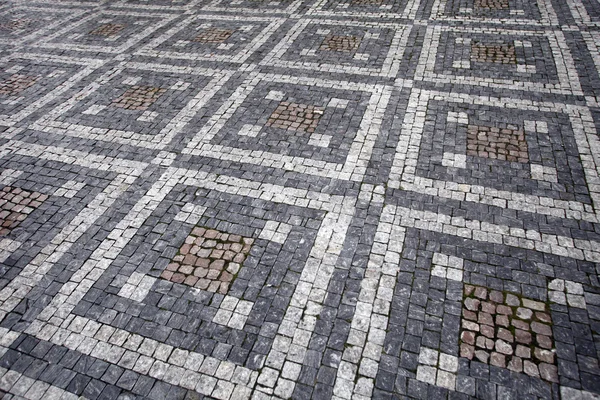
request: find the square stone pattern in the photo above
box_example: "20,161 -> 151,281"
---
470,43 -> 517,64
111,85 -> 167,111
423,30 -> 569,89
273,23 -> 398,71
0,7 -> 82,45
57,67 -> 210,137
319,34 -> 361,52
0,186 -> 47,236
466,124 -> 528,162
37,11 -> 171,51
314,0 -> 414,16
415,100 -> 591,203
194,28 -> 235,43
206,80 -> 368,164
266,102 -> 324,133
0,74 -> 39,96
162,227 -> 253,294
136,17 -> 276,62
88,23 -> 125,37
459,284 -> 558,383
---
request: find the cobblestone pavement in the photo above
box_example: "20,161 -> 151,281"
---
0,0 -> 599,399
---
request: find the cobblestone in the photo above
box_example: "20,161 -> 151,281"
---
0,0 -> 599,399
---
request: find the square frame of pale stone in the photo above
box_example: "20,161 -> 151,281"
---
183,72 -> 395,182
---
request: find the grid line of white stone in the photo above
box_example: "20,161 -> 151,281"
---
260,19 -> 411,78
306,0 -> 422,19
202,0 -> 302,15
183,72 -> 396,182
0,53 -> 104,127
4,156 -> 355,398
429,0 -> 559,25
388,89 -> 600,223
33,9 -> 178,54
565,0 -> 600,26
136,14 -> 285,64
333,203 -> 404,400
415,26 -> 582,95
0,5 -> 87,46
110,0 -> 202,10
30,61 -> 234,150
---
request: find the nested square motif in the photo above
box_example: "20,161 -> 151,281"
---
470,43 -> 516,64
0,186 -> 47,236
319,34 -> 361,52
466,125 -> 528,162
266,102 -> 324,133
194,27 -> 235,43
111,85 -> 167,111
460,285 -> 558,383
0,74 -> 39,96
260,20 -> 409,77
162,227 -> 254,294
88,23 -> 125,37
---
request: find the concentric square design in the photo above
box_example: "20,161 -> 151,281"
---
0,53 -> 102,127
34,10 -> 176,54
136,15 -> 283,63
261,19 -> 410,77
389,89 -> 600,219
183,72 -> 392,181
31,61 -> 232,149
428,0 -> 558,24
0,6 -> 85,45
415,27 -> 582,94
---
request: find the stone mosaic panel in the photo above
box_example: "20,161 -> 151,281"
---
34,10 -> 176,54
135,15 -> 283,63
0,6 -> 84,45
415,27 -> 582,94
260,19 -> 410,77
31,62 -> 230,148
307,0 -> 422,19
428,0 -> 556,24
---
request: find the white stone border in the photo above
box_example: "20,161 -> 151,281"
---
0,53 -> 103,127
260,19 -> 411,78
429,0 -> 559,25
183,72 -> 394,182
202,0 -> 302,15
414,26 -> 582,95
33,9 -> 178,54
306,0 -> 422,20
136,14 -> 285,64
30,61 -> 234,150
389,88 -> 600,223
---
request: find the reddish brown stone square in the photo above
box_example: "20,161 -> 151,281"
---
0,19 -> 34,31
194,28 -> 235,43
0,74 -> 39,96
161,227 -> 253,294
112,86 -> 167,111
89,23 -> 125,37
459,284 -> 558,383
471,43 -> 517,64
319,34 -> 361,52
266,102 -> 325,134
0,186 -> 47,236
466,125 -> 529,163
